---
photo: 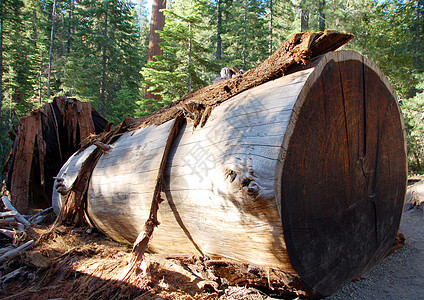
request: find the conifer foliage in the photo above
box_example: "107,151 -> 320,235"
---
139,0 -> 219,110
0,0 -> 424,173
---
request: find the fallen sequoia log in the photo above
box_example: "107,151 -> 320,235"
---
2,96 -> 108,212
52,31 -> 407,297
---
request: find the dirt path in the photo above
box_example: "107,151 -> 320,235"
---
330,206 -> 424,299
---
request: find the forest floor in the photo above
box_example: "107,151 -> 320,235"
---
329,199 -> 424,300
1,183 -> 423,299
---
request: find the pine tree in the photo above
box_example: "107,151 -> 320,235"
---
139,0 -> 218,112
2,0 -> 39,119
265,0 -> 297,52
62,0 -> 142,123
219,0 -> 269,70
135,0 -> 150,64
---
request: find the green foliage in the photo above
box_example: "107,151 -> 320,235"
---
219,0 -> 270,69
61,0 -> 143,121
1,0 -> 424,175
342,0 -> 417,98
138,0 -> 219,112
402,75 -> 424,174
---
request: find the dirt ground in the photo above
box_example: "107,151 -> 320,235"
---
330,204 -> 424,300
1,193 -> 423,299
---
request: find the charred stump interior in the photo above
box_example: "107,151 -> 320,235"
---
4,97 -> 108,212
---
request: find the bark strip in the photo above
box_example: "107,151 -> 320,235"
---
122,114 -> 185,280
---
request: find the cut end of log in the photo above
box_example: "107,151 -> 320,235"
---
279,51 -> 407,296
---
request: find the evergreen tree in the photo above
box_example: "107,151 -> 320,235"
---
265,0 -> 297,52
139,0 -> 218,112
402,75 -> 424,172
2,0 -> 39,120
135,0 -> 151,64
62,0 -> 142,123
219,0 -> 269,70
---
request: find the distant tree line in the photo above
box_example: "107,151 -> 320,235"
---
0,0 -> 423,173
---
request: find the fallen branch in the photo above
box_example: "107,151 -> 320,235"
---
31,216 -> 46,225
29,207 -> 53,223
1,269 -> 24,285
0,211 -> 17,218
0,267 -> 26,284
0,229 -> 14,240
1,196 -> 30,227
0,246 -> 14,256
0,240 -> 34,264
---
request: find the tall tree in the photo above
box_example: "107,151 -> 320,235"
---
47,0 -> 56,99
62,0 -> 142,122
0,0 -> 3,118
140,0 -> 218,110
145,0 -> 166,101
135,0 -> 150,64
216,0 -> 222,60
414,0 -> 423,69
99,0 -> 109,114
265,0 -> 296,52
220,0 -> 269,70
318,0 -> 325,31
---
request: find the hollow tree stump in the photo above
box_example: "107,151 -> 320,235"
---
53,50 -> 407,297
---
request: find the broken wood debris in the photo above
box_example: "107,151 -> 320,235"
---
0,190 -> 54,270
0,240 -> 34,264
1,195 -> 30,227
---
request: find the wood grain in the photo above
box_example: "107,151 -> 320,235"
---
279,51 -> 407,296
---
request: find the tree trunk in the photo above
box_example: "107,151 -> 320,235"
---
318,0 -> 325,31
145,0 -> 166,101
415,0 -> 422,69
187,22 -> 192,91
99,0 -> 108,115
0,0 -> 3,118
67,0 -> 74,55
54,50 -> 407,297
301,8 -> 309,31
7,97 -> 108,212
242,0 -> 247,69
269,0 -> 273,54
47,0 -> 56,99
216,0 -> 222,60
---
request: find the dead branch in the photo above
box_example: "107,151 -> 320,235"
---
1,196 -> 30,227
0,240 -> 34,264
29,207 -> 53,224
0,211 -> 17,218
0,229 -> 14,239
0,267 -> 26,284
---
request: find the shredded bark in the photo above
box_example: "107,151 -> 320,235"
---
2,97 -> 108,213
